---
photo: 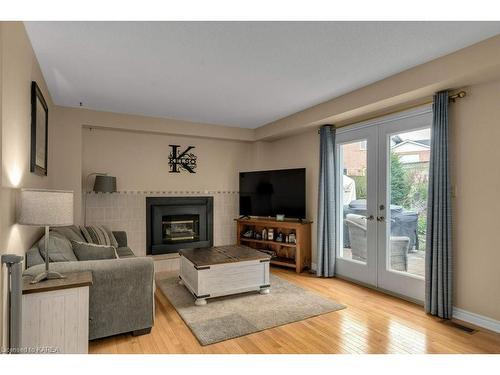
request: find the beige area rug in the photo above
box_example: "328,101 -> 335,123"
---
156,273 -> 345,345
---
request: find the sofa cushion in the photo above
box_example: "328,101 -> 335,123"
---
112,231 -> 128,248
116,246 -> 135,258
52,225 -> 86,242
38,231 -> 78,262
26,246 -> 45,268
80,225 -> 118,247
71,241 -> 117,261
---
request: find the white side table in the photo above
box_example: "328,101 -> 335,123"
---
22,271 -> 93,354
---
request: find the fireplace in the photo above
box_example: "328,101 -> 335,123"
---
146,197 -> 213,255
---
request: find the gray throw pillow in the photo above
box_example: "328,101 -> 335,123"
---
80,225 -> 118,248
38,231 -> 78,263
71,240 -> 117,261
103,226 -> 119,248
26,246 -> 46,268
52,225 -> 86,242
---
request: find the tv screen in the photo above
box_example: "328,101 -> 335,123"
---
239,168 -> 306,219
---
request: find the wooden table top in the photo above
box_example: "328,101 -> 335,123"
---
179,245 -> 271,267
22,271 -> 93,294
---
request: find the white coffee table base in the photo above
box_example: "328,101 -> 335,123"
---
179,255 -> 270,306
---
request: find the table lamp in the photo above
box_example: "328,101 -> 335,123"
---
17,189 -> 74,283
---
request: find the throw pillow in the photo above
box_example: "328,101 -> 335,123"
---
71,240 -> 117,261
52,225 -> 86,242
80,225 -> 118,248
38,231 -> 78,263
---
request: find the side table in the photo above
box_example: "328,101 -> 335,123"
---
22,271 -> 93,354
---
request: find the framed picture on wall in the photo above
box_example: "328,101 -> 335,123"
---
30,81 -> 48,176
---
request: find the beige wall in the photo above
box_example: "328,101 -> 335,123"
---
82,127 -> 254,192
0,22 -> 53,254
450,79 -> 500,320
0,22 -> 54,348
251,132 -> 319,264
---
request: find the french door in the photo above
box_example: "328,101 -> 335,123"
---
335,106 -> 432,302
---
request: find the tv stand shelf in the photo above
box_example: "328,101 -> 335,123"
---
270,256 -> 296,268
236,217 -> 311,273
240,237 -> 297,248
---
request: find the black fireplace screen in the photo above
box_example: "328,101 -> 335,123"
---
162,214 -> 200,243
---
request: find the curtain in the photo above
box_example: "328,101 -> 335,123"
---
425,91 -> 453,319
317,125 -> 336,277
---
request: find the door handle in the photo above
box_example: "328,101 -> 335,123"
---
377,216 -> 385,222
365,215 -> 375,221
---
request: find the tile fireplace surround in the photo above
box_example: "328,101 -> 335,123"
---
85,191 -> 238,257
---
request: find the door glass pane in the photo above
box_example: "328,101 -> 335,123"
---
387,128 -> 430,277
339,140 -> 368,263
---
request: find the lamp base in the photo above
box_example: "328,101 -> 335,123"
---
30,271 -> 66,284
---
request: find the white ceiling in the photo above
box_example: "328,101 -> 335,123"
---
25,22 -> 500,128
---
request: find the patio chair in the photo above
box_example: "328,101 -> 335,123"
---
345,214 -> 409,271
343,199 -> 419,250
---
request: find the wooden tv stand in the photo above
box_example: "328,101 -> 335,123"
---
235,217 -> 312,273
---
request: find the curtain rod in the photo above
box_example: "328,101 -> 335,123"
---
448,90 -> 466,102
318,90 -> 467,132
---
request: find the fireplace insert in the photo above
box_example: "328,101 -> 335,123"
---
163,214 -> 200,243
146,197 -> 213,255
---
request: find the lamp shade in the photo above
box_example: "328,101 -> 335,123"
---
93,175 -> 116,193
17,189 -> 74,226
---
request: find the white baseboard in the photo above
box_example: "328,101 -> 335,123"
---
452,307 -> 500,333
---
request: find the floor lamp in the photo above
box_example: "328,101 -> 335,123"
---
17,189 -> 74,283
1,254 -> 23,352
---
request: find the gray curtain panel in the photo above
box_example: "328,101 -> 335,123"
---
317,125 -> 336,277
425,91 -> 453,319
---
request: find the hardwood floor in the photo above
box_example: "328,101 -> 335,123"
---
89,268 -> 500,354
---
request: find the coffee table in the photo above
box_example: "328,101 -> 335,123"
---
179,245 -> 271,306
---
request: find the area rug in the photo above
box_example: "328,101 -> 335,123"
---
156,273 -> 345,345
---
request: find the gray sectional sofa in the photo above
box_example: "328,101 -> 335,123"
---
24,226 -> 154,340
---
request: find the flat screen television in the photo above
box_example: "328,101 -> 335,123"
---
239,168 -> 306,219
